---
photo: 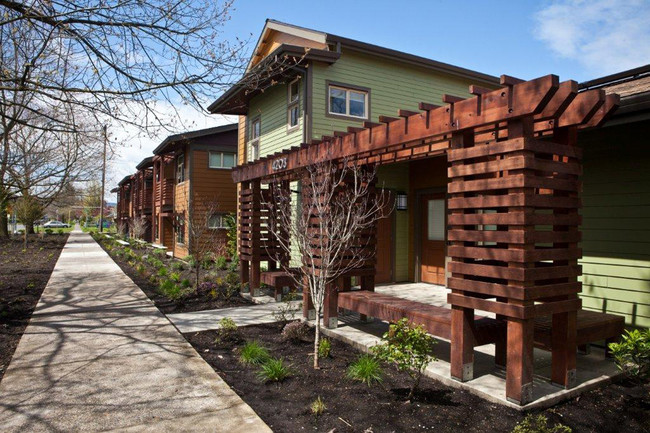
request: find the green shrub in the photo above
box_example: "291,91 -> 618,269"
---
45,228 -> 53,235
228,255 -> 239,272
273,292 -> 301,324
257,358 -> 292,383
181,278 -> 191,288
57,229 -> 64,235
215,255 -> 228,270
215,317 -> 241,345
147,256 -> 164,269
185,254 -> 196,268
372,318 -> 437,400
158,279 -> 184,300
157,267 -> 168,277
136,264 -> 146,275
512,414 -> 572,433
310,396 -> 326,416
608,328 -> 650,382
318,338 -> 331,359
239,341 -> 271,365
225,271 -> 240,288
225,213 -> 237,259
151,249 -> 166,259
347,354 -> 383,386
170,261 -> 185,271
169,272 -> 181,282
201,256 -> 213,270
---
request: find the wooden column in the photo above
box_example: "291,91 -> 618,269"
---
323,282 -> 338,329
449,130 -> 477,382
238,181 -> 250,291
249,179 -> 261,295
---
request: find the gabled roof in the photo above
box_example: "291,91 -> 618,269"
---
117,175 -> 132,186
153,123 -> 238,155
210,19 -> 498,115
135,156 -> 153,170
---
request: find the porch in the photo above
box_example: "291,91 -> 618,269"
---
323,283 -> 621,410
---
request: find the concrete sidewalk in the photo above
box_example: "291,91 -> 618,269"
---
0,231 -> 271,432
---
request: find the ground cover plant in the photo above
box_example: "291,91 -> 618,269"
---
187,322 -> 650,433
92,233 -> 251,314
0,234 -> 68,382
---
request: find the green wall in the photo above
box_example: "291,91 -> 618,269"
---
310,49 -> 479,139
248,80 -> 303,160
579,120 -> 650,328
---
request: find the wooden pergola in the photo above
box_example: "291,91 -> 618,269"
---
232,74 -> 620,405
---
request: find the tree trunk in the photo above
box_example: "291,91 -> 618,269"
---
195,263 -> 200,289
313,306 -> 321,369
407,371 -> 423,401
25,220 -> 35,235
0,206 -> 8,238
23,228 -> 27,249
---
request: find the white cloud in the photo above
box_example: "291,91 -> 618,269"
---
105,101 -> 236,201
534,0 -> 650,76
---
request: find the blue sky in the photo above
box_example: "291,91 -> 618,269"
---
107,0 -> 650,197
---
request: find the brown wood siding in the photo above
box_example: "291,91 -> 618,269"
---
173,148 -> 190,258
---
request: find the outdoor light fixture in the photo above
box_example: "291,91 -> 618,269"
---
396,192 -> 408,211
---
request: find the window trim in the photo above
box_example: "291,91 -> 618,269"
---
208,151 -> 236,170
249,116 -> 260,162
325,80 -> 370,122
175,213 -> 185,245
176,153 -> 185,184
287,77 -> 301,132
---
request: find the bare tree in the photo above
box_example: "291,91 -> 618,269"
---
264,160 -> 390,368
185,200 -> 227,289
129,216 -> 147,240
116,220 -> 127,239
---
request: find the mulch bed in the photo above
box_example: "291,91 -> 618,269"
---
94,236 -> 252,314
186,323 -> 650,433
0,234 -> 68,382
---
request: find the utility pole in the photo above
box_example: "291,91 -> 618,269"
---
99,125 -> 108,233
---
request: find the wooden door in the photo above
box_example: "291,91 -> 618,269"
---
420,192 -> 446,285
375,191 -> 394,284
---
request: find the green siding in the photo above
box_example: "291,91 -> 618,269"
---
248,81 -> 303,160
311,49 -> 478,139
579,121 -> 650,328
377,163 -> 410,282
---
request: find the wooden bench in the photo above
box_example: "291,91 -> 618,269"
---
261,269 -> 299,300
338,290 -> 505,347
534,309 -> 624,354
338,290 -> 625,356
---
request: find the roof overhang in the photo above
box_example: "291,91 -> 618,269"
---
136,156 -> 153,170
117,175 -> 132,186
153,123 -> 238,155
208,44 -> 340,115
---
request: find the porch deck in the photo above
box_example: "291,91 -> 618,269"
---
321,283 -> 622,410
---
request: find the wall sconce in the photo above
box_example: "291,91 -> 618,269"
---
396,192 -> 408,211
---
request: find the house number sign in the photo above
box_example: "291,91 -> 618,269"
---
272,157 -> 288,171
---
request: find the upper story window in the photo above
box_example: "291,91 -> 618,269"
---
328,84 -> 368,119
288,78 -> 300,130
209,151 -> 236,169
176,154 -> 185,183
249,117 -> 260,162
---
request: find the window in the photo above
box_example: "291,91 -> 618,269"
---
288,78 -> 300,129
176,214 -> 185,244
249,118 -> 260,161
176,154 -> 185,183
208,152 -> 236,169
208,213 -> 227,229
328,85 -> 368,119
427,199 -> 445,241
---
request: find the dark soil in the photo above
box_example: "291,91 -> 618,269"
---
94,236 -> 252,314
0,234 -> 68,382
187,323 -> 650,433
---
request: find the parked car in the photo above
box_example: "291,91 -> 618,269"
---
43,221 -> 69,228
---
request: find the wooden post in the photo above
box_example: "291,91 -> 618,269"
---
249,180 -> 261,296
323,282 -> 338,329
506,314 -> 535,405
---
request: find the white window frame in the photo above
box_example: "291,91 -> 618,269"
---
287,78 -> 300,130
249,117 -> 260,162
208,213 -> 228,229
176,154 -> 185,184
328,85 -> 368,119
208,151 -> 236,169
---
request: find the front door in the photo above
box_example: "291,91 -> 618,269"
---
375,191 -> 394,284
420,192 -> 446,285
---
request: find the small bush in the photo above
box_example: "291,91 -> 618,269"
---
158,279 -> 186,301
228,256 -> 239,272
186,254 -> 197,268
147,256 -> 164,269
170,261 -> 185,271
347,354 -> 383,386
512,414 -> 572,433
57,229 -> 64,235
215,317 -> 241,345
215,255 -> 228,270
201,257 -> 213,270
181,278 -> 192,288
239,341 -> 271,365
372,318 -> 437,400
310,396 -> 326,416
157,267 -> 168,277
257,358 -> 292,383
151,249 -> 166,259
281,321 -> 310,343
169,272 -> 181,282
225,271 -> 240,287
273,291 -> 301,324
318,338 -> 331,359
135,264 -> 146,275
45,228 -> 53,235
608,328 -> 650,382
